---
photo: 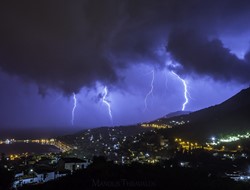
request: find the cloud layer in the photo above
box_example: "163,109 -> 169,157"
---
0,0 -> 250,95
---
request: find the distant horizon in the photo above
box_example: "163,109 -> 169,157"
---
1,86 -> 249,139
0,110 -> 182,139
0,127 -> 78,139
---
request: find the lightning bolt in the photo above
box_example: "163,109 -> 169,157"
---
171,71 -> 188,111
71,92 -> 77,126
102,86 -> 113,122
144,70 -> 155,111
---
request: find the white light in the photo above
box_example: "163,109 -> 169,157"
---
171,71 -> 188,111
102,86 -> 113,122
144,70 -> 155,111
71,92 -> 77,126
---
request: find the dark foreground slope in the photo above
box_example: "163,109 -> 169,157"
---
19,159 -> 250,190
158,87 -> 250,141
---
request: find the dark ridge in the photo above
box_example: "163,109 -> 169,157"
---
155,87 -> 250,141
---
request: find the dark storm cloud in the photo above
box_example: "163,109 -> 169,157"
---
1,0 -> 250,95
167,30 -> 250,83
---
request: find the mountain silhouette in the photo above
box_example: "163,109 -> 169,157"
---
156,87 -> 250,141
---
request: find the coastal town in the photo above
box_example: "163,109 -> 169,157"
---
2,123 -> 250,189
0,138 -> 91,189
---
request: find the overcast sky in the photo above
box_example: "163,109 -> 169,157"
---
0,0 -> 249,133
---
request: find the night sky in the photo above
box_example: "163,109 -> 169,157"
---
0,0 -> 249,134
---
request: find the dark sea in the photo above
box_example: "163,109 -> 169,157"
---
0,142 -> 61,155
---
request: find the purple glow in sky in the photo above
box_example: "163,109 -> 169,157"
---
0,0 -> 249,132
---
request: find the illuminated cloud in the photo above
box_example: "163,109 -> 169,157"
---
1,0 -> 250,96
